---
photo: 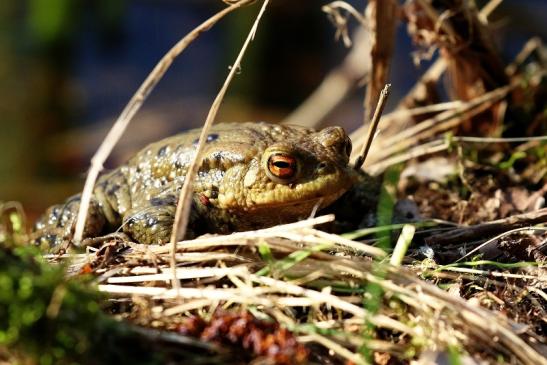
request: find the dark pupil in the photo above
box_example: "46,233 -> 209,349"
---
274,161 -> 291,169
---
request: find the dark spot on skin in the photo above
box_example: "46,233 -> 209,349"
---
35,233 -> 59,248
150,197 -> 164,207
157,145 -> 168,157
56,206 -> 73,227
201,158 -> 210,170
207,133 -> 219,142
146,217 -> 159,227
193,133 -> 219,145
107,184 -> 120,196
150,195 -> 177,207
199,194 -> 210,207
212,151 -> 223,162
51,206 -> 61,217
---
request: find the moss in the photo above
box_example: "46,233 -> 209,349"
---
0,244 -> 166,365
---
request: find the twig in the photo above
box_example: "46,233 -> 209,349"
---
388,0 -> 503,133
283,0 -> 503,131
506,37 -> 544,76
367,139 -> 448,175
304,333 -> 367,365
73,0 -> 255,245
479,0 -> 503,19
366,84 -> 513,165
388,269 -> 547,365
453,135 -> 547,143
363,0 -> 397,125
251,275 -> 414,334
350,100 -> 462,143
305,228 -> 387,258
439,266 -> 544,281
455,226 -> 547,263
168,0 -> 270,294
106,266 -> 250,284
353,84 -> 390,170
425,208 -> 547,247
146,214 -> 336,255
322,1 -> 367,47
414,0 -> 458,44
395,58 -> 447,113
385,85 -> 512,148
367,134 -> 547,175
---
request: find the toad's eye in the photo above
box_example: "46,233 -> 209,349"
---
267,154 -> 297,180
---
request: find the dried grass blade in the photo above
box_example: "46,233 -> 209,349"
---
168,0 -> 270,294
73,0 -> 255,244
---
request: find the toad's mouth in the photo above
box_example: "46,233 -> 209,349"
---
225,190 -> 347,231
244,189 -> 346,212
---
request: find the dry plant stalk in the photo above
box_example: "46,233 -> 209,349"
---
403,0 -> 509,135
427,208 -> 547,248
73,0 -> 255,245
368,133 -> 547,174
169,0 -> 270,293
353,84 -> 514,167
349,100 -> 462,142
322,1 -> 367,48
395,0 -> 502,113
363,0 -> 397,125
354,83 -> 391,170
284,0 -> 503,137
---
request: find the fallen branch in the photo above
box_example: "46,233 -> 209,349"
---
425,208 -> 547,246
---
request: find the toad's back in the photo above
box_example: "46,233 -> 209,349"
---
32,122 -> 355,249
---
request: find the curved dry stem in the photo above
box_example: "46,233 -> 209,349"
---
73,0 -> 256,244
168,0 -> 270,295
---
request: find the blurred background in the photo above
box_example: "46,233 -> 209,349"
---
0,0 -> 545,219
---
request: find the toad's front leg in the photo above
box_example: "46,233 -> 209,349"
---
31,195 -> 108,252
31,169 -> 129,252
120,193 -> 204,244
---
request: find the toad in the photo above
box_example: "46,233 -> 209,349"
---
32,122 -> 357,249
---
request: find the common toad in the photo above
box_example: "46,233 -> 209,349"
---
32,122 -> 356,249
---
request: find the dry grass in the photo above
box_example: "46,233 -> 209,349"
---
50,213 -> 546,364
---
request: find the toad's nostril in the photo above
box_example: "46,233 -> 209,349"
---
344,140 -> 352,157
317,162 -> 329,173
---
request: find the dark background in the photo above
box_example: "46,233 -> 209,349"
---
0,0 -> 545,218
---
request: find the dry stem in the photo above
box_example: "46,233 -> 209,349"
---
168,0 -> 269,295
362,84 -> 514,166
353,83 -> 391,170
73,0 -> 255,244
